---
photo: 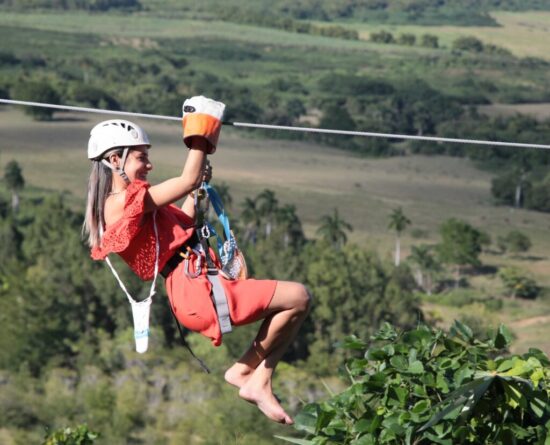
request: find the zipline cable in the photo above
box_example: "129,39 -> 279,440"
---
1,98 -> 549,151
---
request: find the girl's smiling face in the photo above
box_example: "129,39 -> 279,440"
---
123,146 -> 152,182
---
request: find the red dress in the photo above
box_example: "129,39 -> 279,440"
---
92,180 -> 277,346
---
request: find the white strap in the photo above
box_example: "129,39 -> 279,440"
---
101,210 -> 160,304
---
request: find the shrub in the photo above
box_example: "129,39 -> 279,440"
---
279,322 -> 550,445
498,267 -> 540,299
420,34 -> 439,48
370,30 -> 395,44
497,230 -> 532,255
42,424 -> 98,445
453,36 -> 484,53
397,33 -> 416,46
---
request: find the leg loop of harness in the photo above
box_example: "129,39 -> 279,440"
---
199,230 -> 233,335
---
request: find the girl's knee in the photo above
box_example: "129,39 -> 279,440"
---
294,283 -> 312,314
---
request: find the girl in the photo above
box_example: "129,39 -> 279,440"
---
82,96 -> 311,425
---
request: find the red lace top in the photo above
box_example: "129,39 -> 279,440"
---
91,180 -> 195,280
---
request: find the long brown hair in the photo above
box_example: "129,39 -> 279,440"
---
82,148 -> 122,248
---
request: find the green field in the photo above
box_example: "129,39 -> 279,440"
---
343,11 -> 550,61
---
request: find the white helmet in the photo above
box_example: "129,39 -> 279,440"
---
87,119 -> 150,160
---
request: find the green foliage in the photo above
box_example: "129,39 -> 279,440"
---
42,424 -> 98,445
220,8 -> 358,40
397,33 -> 416,46
420,33 -> 439,48
11,81 -> 60,121
497,229 -> 532,255
138,0 -> 550,26
437,218 -> 483,269
1,0 -> 141,11
453,36 -> 484,53
370,30 -> 395,44
316,208 -> 353,249
281,321 -> 550,445
498,267 -> 540,300
3,160 -> 24,191
303,244 -> 421,373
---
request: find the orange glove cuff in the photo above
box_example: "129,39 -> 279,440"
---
182,113 -> 222,154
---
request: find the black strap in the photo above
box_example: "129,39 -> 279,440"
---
161,232 -> 200,278
168,300 -> 210,374
200,236 -> 218,275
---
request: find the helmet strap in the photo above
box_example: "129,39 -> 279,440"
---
101,147 -> 131,184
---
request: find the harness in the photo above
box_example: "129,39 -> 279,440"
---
101,182 -> 242,373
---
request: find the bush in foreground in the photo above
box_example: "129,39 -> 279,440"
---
279,321 -> 550,444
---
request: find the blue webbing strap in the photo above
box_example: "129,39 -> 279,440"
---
203,182 -> 236,264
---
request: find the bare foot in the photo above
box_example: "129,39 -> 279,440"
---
224,363 -> 254,389
239,382 -> 294,425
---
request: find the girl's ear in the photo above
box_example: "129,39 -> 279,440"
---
108,153 -> 120,168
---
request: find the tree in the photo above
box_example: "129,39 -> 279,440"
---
4,160 -> 25,212
387,207 -> 411,266
398,33 -> 416,46
316,208 -> 353,249
370,30 -> 395,44
275,204 -> 304,249
407,244 -> 441,295
304,244 -> 420,373
12,81 -> 60,121
437,218 -> 483,287
497,230 -> 532,255
240,197 -> 260,244
256,189 -> 278,238
453,36 -> 484,52
420,34 -> 439,48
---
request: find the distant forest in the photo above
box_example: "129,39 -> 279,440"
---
2,0 -> 550,25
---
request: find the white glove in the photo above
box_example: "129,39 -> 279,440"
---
182,96 -> 225,154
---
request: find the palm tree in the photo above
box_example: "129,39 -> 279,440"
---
388,207 -> 411,266
316,208 -> 353,249
214,181 -> 233,211
256,189 -> 278,238
240,197 -> 260,245
4,160 -> 24,213
408,244 -> 441,295
276,204 -> 304,249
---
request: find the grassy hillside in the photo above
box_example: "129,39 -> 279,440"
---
344,11 -> 550,61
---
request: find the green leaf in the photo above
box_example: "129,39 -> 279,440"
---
294,404 -> 319,435
390,355 -> 408,371
419,377 -> 494,432
389,386 -> 408,406
493,324 -> 513,349
501,380 -> 527,409
342,335 -> 367,351
436,373 -> 450,393
366,347 -> 391,361
353,419 -> 372,434
407,360 -> 424,374
352,434 -> 376,445
454,364 -> 474,385
530,392 -> 547,418
274,436 -> 315,445
423,432 -> 453,445
450,319 -> 473,341
501,357 -> 534,378
411,400 -> 430,414
372,322 -> 398,341
497,358 -> 515,372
